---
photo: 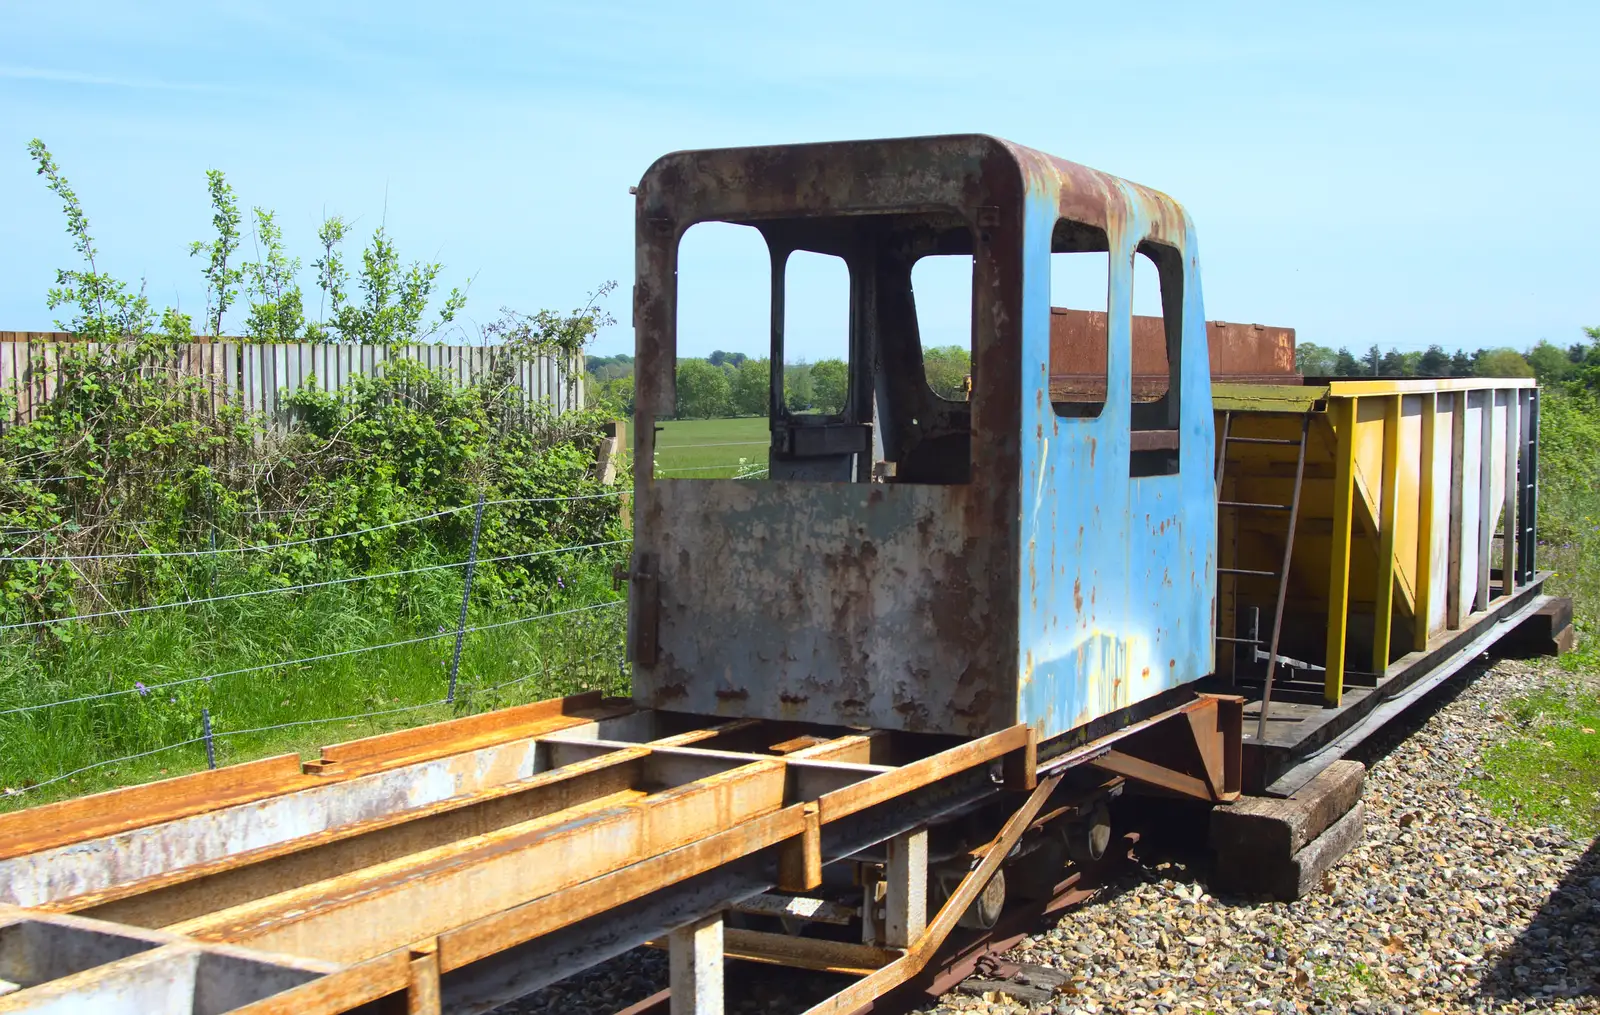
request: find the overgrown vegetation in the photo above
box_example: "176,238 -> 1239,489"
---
1,143 -> 625,807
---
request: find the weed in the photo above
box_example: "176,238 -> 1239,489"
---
1467,684 -> 1600,836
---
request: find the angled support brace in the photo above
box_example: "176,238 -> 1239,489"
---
1087,694 -> 1243,802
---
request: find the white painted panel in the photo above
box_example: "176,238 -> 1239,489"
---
1488,390 -> 1508,542
1428,396 -> 1454,637
1458,393 -> 1484,612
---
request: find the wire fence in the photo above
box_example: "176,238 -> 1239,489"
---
0,487 -> 634,804
1,434 -> 782,803
5,656 -> 587,799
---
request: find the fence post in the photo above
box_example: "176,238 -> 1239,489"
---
446,494 -> 486,704
202,708 -> 216,770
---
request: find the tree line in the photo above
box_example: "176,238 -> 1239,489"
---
1295,334 -> 1600,387
587,346 -> 973,419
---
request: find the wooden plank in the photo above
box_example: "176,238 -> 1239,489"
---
815,724 -> 1027,824
1372,395 -> 1402,674
224,342 -> 239,413
647,719 -> 764,748
436,805 -> 806,972
785,732 -> 886,765
175,761 -> 789,963
1324,396 -> 1356,706
1413,393 -> 1438,651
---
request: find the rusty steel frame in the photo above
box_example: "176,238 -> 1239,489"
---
0,683 -> 1245,1013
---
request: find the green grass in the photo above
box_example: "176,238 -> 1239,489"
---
1467,683 -> 1600,836
0,556 -> 626,811
1464,416 -> 1600,834
653,417 -> 769,478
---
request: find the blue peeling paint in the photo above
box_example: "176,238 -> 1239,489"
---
1014,168 -> 1217,739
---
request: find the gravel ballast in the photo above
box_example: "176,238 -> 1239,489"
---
917,658 -> 1600,1014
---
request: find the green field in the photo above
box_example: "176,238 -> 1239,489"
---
652,417 -> 770,478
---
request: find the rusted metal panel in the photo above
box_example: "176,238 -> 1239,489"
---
638,480 -> 1011,733
630,135 -> 1215,742
1050,310 -> 1297,400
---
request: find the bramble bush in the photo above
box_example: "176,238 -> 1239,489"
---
0,142 -> 628,805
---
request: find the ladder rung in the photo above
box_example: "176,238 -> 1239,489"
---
1218,500 -> 1293,511
1219,567 -> 1278,577
1215,635 -> 1261,644
1225,436 -> 1300,446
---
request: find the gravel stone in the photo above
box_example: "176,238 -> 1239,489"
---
912,658 -> 1600,1014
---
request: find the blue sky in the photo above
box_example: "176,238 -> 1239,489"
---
1,1 -> 1595,362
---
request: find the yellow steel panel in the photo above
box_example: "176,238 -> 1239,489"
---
1414,393 -> 1438,651
1392,395 -> 1425,609
1347,399 -> 1416,619
1445,392 -> 1467,629
1373,396 -> 1402,674
1328,377 -> 1537,397
1324,396 -> 1356,706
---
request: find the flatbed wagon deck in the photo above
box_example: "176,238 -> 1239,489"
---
0,691 -> 1242,1013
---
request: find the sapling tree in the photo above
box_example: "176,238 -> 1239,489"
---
190,171 -> 244,339
317,225 -> 471,345
306,214 -> 351,341
27,139 -> 156,342
242,209 -> 304,341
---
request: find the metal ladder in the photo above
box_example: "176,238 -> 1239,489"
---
1214,410 -> 1312,739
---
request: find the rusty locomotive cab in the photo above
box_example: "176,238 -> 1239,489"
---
629,134 -> 1229,757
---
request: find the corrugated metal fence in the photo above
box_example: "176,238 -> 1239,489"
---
0,334 -> 584,432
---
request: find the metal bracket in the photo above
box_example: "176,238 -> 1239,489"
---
1087,694 -> 1243,802
630,553 -> 659,667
